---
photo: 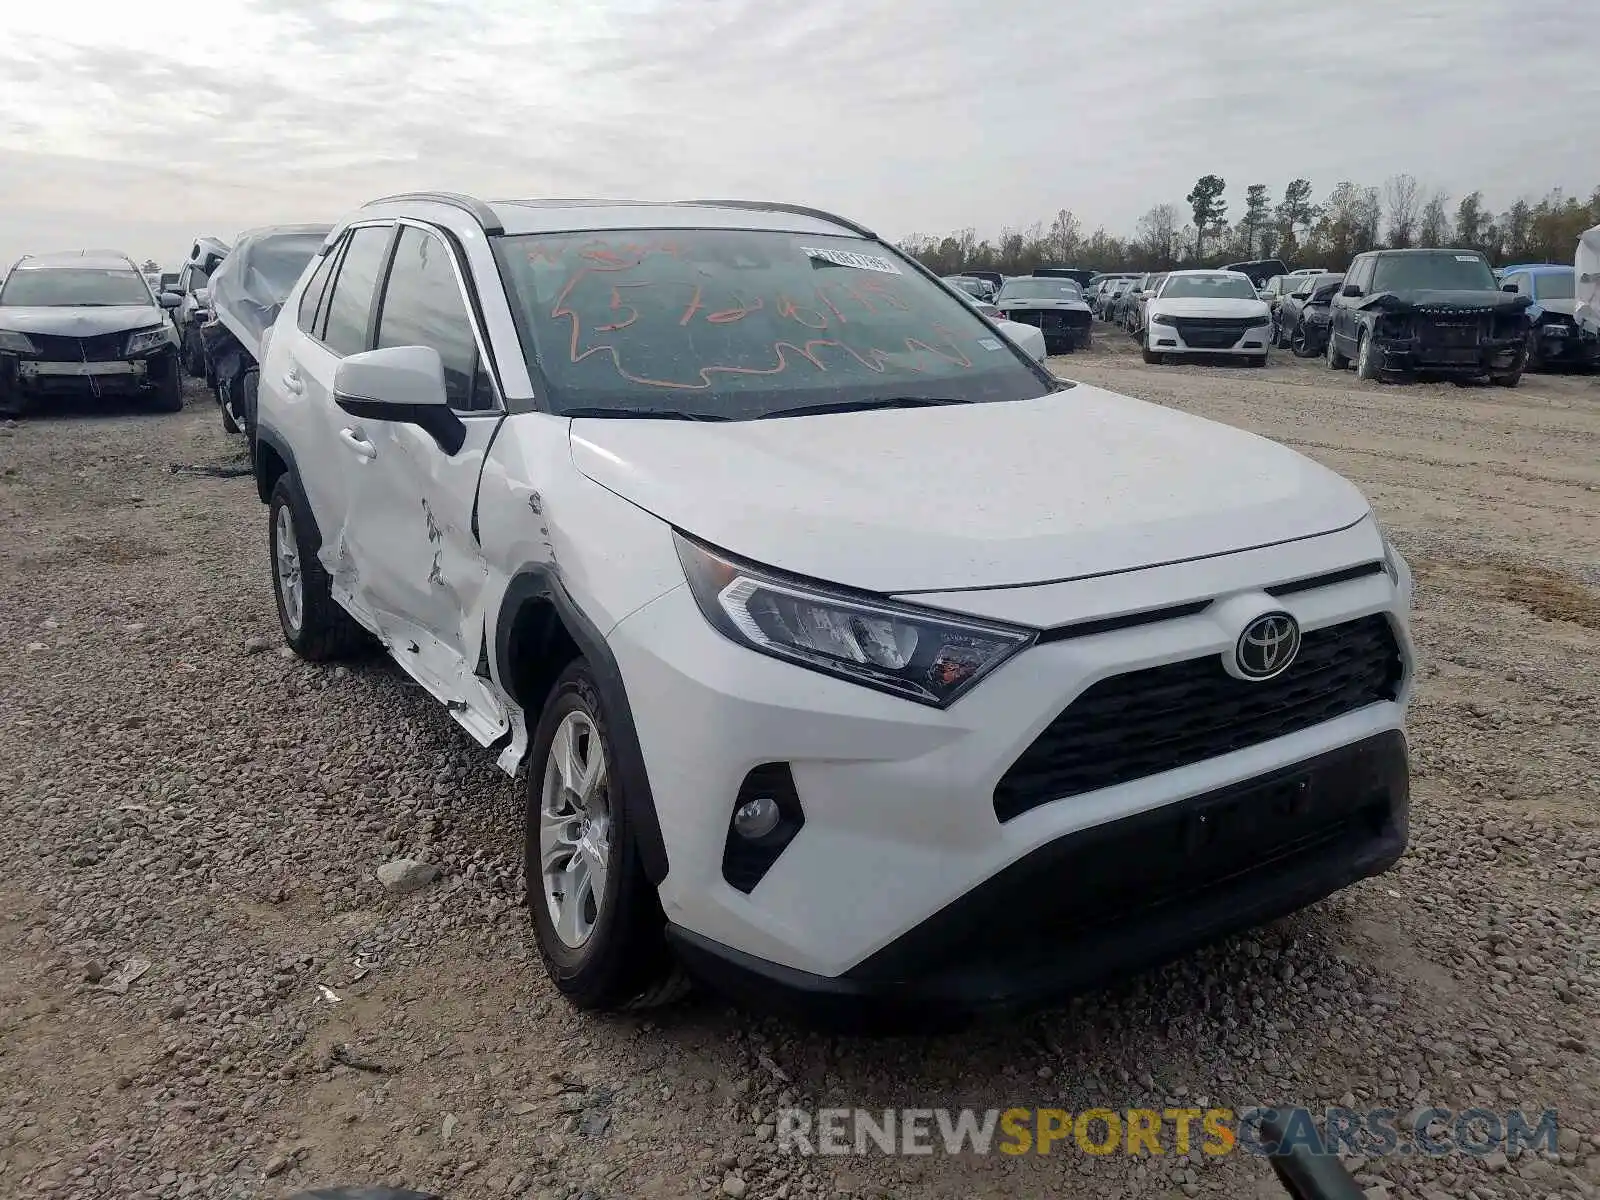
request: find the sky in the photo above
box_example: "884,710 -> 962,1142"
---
0,0 -> 1590,268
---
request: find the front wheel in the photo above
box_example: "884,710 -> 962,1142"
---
1491,367 -> 1523,388
1292,325 -> 1317,358
1141,346 -> 1162,365
526,661 -> 685,1010
1355,331 -> 1380,381
268,477 -> 371,661
150,354 -> 184,412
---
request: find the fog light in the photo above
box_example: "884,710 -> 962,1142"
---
733,796 -> 781,840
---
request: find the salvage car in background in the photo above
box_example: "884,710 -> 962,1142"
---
942,274 -> 995,301
993,275 -> 1093,352
1220,258 -> 1292,289
953,290 -> 1049,363
1499,264 -> 1597,371
201,224 -> 333,440
1274,273 -> 1344,358
251,192 -> 1415,1028
0,250 -> 183,416
1578,225 -> 1600,343
1143,270 -> 1273,365
1326,249 -> 1530,386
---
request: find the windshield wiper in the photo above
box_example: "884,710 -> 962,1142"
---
561,406 -> 729,422
758,396 -> 972,420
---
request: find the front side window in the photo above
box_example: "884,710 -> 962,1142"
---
1158,274 -> 1259,301
495,229 -> 1050,420
0,268 -> 153,307
376,227 -> 489,410
321,226 -> 393,356
297,242 -> 342,337
1371,251 -> 1496,293
1533,271 -> 1574,301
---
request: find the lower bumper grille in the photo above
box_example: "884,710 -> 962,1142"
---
1172,317 -> 1258,349
993,614 -> 1404,822
23,332 -> 130,362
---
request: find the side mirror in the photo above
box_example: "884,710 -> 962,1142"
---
1341,284 -> 1362,298
158,291 -> 182,309
333,345 -> 464,454
1501,283 -> 1518,293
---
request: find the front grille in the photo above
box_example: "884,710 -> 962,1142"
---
1421,320 -> 1482,348
1172,317 -> 1256,349
24,332 -> 129,362
1004,308 -> 1091,333
993,614 -> 1403,822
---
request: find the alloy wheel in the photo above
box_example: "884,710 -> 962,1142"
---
538,710 -> 612,949
274,505 -> 304,634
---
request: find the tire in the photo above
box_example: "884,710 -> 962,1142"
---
1491,367 -> 1523,388
220,388 -> 242,435
240,368 -> 260,443
150,353 -> 184,412
182,328 -> 205,377
1327,328 -> 1350,370
1141,347 -> 1162,365
268,476 -> 371,661
1077,328 -> 1093,351
1292,325 -> 1317,358
1355,331 -> 1380,381
526,660 -> 686,1011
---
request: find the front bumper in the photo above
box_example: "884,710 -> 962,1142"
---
608,520 -> 1414,1014
1148,321 -> 1273,356
1371,333 -> 1524,375
1531,326 -> 1599,367
672,730 -> 1409,1030
0,341 -> 176,405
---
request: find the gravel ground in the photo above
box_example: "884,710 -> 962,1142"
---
1,337 -> 1597,1200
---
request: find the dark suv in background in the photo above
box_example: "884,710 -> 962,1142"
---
1326,249 -> 1530,386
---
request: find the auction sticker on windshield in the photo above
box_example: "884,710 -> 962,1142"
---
1455,255 -> 1480,262
802,247 -> 902,274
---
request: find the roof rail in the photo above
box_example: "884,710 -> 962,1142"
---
362,192 -> 504,234
685,199 -> 876,239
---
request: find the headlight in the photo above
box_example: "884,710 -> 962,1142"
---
674,533 -> 1035,707
0,329 -> 37,353
125,325 -> 170,355
1149,313 -> 1175,327
1541,324 -> 1568,337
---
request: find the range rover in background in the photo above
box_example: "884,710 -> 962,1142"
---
1326,249 -> 1530,386
0,250 -> 183,416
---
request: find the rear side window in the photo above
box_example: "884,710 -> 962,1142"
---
296,242 -> 342,338
375,227 -> 491,410
321,226 -> 393,357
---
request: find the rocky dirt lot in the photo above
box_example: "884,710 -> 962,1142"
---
1,336 -> 1597,1200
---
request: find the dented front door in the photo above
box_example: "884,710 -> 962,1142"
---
341,414 -> 509,745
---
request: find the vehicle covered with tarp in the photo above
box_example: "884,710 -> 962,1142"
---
1578,224 -> 1600,339
201,223 -> 331,441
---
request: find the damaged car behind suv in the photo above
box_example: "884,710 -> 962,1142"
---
0,250 -> 183,417
1326,248 -> 1530,386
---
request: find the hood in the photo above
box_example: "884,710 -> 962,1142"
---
568,386 -> 1370,593
0,304 -> 165,337
1357,289 -> 1530,315
1147,297 -> 1269,319
1532,298 -> 1575,318
999,297 -> 1090,312
993,319 -> 1047,362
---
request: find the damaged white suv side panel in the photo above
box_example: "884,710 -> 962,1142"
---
252,194 -> 1416,1027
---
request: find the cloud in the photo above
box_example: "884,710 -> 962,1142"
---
0,0 -> 1589,267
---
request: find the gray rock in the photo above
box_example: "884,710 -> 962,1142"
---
376,858 -> 440,894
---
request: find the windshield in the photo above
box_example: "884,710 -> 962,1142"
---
494,229 -> 1050,420
1534,271 -> 1575,301
1,268 -> 154,307
1371,251 -> 1496,292
996,278 -> 1081,302
1158,274 -> 1259,301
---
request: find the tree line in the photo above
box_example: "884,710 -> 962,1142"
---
897,176 -> 1600,277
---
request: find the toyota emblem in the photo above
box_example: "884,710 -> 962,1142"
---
1235,612 -> 1301,680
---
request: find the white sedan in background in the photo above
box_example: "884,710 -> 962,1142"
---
954,289 -> 1048,363
1143,270 -> 1274,366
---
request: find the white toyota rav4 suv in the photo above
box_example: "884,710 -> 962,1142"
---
252,193 -> 1415,1027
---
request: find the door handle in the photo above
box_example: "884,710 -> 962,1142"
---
281,368 -> 304,395
338,428 -> 376,460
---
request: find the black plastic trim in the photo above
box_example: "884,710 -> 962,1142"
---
494,566 -> 670,884
251,425 -> 317,538
333,395 -> 467,455
1037,599 -> 1210,644
1266,560 -> 1385,597
721,763 -> 805,893
364,191 -> 505,235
